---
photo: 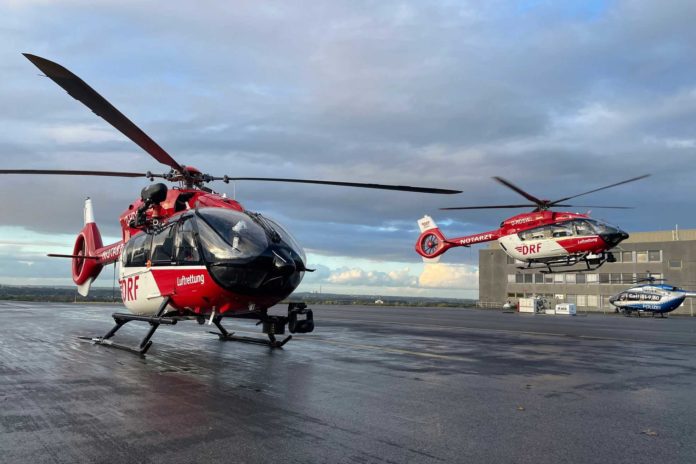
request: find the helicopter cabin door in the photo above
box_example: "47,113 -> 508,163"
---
119,230 -> 163,315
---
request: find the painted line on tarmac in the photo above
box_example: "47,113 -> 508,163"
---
318,316 -> 696,347
183,325 -> 477,361
315,338 -> 478,362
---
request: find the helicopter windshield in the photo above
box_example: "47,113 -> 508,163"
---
263,216 -> 306,263
196,208 -> 268,261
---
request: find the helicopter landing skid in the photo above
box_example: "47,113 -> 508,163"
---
209,303 -> 314,349
520,253 -> 612,274
79,297 -> 175,355
209,315 -> 292,349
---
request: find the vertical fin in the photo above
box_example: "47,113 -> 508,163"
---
84,197 -> 94,225
77,277 -> 94,297
418,215 -> 438,233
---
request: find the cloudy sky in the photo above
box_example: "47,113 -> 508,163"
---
1,0 -> 695,298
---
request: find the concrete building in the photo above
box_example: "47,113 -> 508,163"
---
478,228 -> 696,315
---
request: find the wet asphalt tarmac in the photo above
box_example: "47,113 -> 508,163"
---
1,301 -> 696,464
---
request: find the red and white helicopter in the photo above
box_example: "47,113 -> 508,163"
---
416,176 -> 648,272
0,54 -> 461,354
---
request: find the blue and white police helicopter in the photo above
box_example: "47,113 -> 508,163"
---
609,276 -> 696,317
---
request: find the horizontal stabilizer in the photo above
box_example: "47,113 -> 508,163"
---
47,253 -> 99,260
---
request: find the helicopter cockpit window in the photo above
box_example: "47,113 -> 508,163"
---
175,218 -> 201,264
551,224 -> 573,238
518,225 -> 553,241
124,232 -> 152,267
196,208 -> 268,262
572,220 -> 594,236
150,224 -> 176,265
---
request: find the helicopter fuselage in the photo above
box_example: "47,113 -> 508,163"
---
417,210 -> 629,270
609,284 -> 696,315
74,187 -> 307,317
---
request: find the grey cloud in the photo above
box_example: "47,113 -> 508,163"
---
1,0 -> 696,274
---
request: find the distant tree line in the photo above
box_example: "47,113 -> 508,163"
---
0,286 -> 476,308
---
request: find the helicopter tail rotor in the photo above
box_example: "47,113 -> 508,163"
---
416,216 -> 448,262
71,198 -> 105,296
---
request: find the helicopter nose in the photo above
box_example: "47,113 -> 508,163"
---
600,230 -> 629,248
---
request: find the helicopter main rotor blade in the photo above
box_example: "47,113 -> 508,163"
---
23,53 -> 184,173
218,177 -> 462,194
551,174 -> 650,205
492,177 -> 545,206
0,169 -> 156,178
553,204 -> 634,210
440,204 -> 537,210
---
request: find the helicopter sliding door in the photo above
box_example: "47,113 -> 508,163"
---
498,223 -> 569,261
119,231 -> 162,315
119,216 -> 211,315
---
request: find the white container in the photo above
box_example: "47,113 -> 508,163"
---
518,298 -> 536,313
555,303 -> 577,315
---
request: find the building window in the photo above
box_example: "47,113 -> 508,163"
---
587,295 -> 598,307
535,273 -> 545,284
669,260 -> 682,269
507,293 -> 515,298
636,251 -> 648,263
554,274 -> 565,284
622,273 -> 635,284
610,273 -> 622,284
566,273 -> 576,284
508,274 -> 516,283
576,274 -> 586,284
545,274 -> 554,284
586,274 -> 598,284
577,295 -> 587,306
648,250 -> 661,262
566,294 -> 576,304
524,273 -> 534,284
599,273 -> 609,284
516,274 -> 524,283
621,251 -> 633,263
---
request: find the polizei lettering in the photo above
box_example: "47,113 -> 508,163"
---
459,233 -> 494,245
177,274 -> 205,287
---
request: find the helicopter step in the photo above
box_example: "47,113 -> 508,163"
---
209,302 -> 314,349
79,296 -> 177,355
